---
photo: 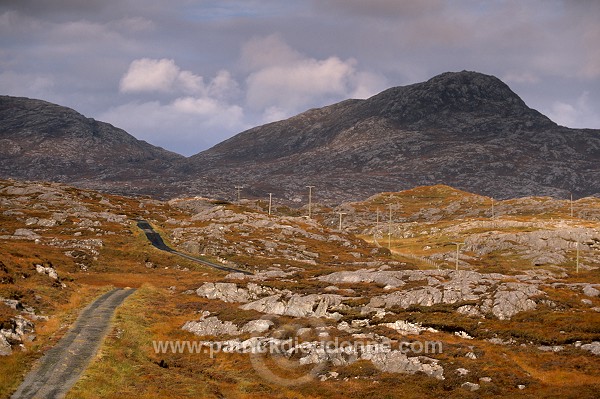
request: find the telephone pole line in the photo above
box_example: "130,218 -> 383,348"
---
337,212 -> 346,231
234,186 -> 243,202
306,186 -> 315,218
268,193 -> 273,215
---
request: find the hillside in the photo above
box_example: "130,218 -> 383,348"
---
1,179 -> 599,398
179,71 -> 600,203
0,95 -> 184,197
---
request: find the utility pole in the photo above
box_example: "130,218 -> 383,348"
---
306,186 -> 315,218
268,193 -> 273,216
235,186 -> 243,202
376,208 -> 380,230
576,241 -> 580,274
337,212 -> 346,231
453,242 -> 464,271
388,204 -> 392,250
570,193 -> 574,218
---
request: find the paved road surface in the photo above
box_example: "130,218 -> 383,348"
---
11,288 -> 135,399
136,219 -> 252,275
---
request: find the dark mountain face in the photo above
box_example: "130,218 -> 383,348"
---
187,71 -> 553,165
179,71 -> 600,202
1,71 -> 599,202
0,95 -> 184,196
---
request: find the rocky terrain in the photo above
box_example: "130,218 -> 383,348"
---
2,71 -> 599,203
1,178 -> 599,398
167,185 -> 600,395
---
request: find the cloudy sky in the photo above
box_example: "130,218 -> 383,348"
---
1,0 -> 599,156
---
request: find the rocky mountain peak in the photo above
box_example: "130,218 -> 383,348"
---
181,71 -> 597,202
367,70 -> 554,129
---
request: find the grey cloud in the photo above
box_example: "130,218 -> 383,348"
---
0,0 -> 598,156
313,0 -> 445,19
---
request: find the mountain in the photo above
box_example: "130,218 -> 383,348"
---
0,95 -> 184,197
179,71 -> 600,202
1,71 -> 599,202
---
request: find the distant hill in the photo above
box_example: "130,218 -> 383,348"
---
1,71 -> 599,202
179,71 -> 600,202
0,95 -> 184,197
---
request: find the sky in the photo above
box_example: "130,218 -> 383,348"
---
1,0 -> 599,156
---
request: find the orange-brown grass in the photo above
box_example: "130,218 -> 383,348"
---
0,285 -> 110,398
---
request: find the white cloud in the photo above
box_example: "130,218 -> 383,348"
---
120,58 -> 199,93
240,34 -> 303,71
206,70 -> 240,100
107,58 -> 248,154
502,71 -> 540,84
242,35 -> 386,122
547,91 -> 600,128
100,98 -> 245,155
549,101 -> 577,127
246,57 -> 353,109
119,58 -> 240,101
109,16 -> 155,32
171,96 -> 244,129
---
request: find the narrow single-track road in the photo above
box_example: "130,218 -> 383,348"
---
135,219 -> 252,275
11,288 -> 135,399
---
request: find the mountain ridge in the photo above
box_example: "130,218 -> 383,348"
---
1,71 -> 599,202
179,71 -> 599,202
0,94 -> 184,196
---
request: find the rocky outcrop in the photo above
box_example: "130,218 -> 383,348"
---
169,202 -> 364,266
196,283 -> 251,303
181,312 -> 274,337
0,335 -> 11,356
182,314 -> 240,337
491,283 -> 543,320
464,226 -> 600,266
240,293 -> 345,319
380,320 -> 438,335
319,268 -> 548,320
189,336 -> 444,380
195,282 -> 285,304
365,351 -> 444,380
580,341 -> 600,355
225,267 -> 299,281
583,285 -> 600,297
35,264 -> 59,281
0,315 -> 36,355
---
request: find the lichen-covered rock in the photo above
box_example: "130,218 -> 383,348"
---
491,283 -> 542,320
241,319 -> 274,334
580,341 -> 600,355
0,335 -> 12,356
240,294 -> 344,319
35,264 -> 59,280
182,314 -> 240,337
331,268 -> 548,320
461,382 -> 480,391
13,228 -> 41,240
196,282 -> 250,303
583,285 -> 600,298
380,320 -> 437,335
366,351 -> 444,380
195,282 -> 284,304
